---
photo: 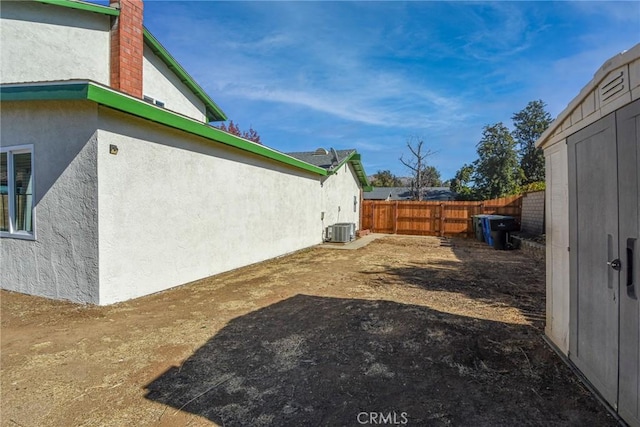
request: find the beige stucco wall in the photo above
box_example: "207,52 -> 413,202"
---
0,2 -> 111,86
96,108 -> 323,304
0,101 -> 101,304
142,44 -> 208,122
321,162 -> 362,235
544,142 -> 570,354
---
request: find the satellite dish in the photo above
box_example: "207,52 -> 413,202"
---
330,147 -> 339,168
314,148 -> 329,155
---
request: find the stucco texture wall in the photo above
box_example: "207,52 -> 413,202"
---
545,143 -> 570,354
97,108 -> 323,304
142,44 -> 208,122
0,101 -> 100,303
0,2 -> 111,86
321,162 -> 362,234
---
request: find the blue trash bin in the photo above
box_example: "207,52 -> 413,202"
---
481,216 -> 494,246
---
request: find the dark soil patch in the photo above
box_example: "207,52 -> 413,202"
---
1,236 -> 616,426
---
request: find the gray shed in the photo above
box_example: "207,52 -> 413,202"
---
536,43 -> 639,426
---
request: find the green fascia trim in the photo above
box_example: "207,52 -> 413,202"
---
0,83 -> 89,101
37,0 -> 119,16
1,83 -> 326,176
329,151 -> 370,189
143,29 -> 227,123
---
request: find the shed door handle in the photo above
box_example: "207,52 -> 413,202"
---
608,259 -> 622,271
607,234 -> 616,289
627,238 -> 636,299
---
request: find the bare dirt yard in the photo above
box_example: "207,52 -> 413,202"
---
1,236 -> 618,426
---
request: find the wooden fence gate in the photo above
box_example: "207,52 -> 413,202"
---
360,196 -> 522,238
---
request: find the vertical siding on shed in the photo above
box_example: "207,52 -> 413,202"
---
545,142 -> 570,354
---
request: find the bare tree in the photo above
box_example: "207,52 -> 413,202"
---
399,137 -> 437,201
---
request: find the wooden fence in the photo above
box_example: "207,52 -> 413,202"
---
360,195 -> 522,238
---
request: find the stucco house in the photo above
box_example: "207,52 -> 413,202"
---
536,44 -> 639,426
0,0 -> 369,305
287,148 -> 370,232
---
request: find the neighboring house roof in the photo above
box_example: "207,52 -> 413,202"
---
37,0 -> 227,122
363,187 -> 455,201
287,148 -> 371,190
1,81 -> 325,176
287,148 -> 355,170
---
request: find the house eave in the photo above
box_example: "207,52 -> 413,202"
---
37,0 -> 120,16
32,1 -> 226,123
143,29 -> 227,123
0,81 -> 325,176
327,151 -> 371,190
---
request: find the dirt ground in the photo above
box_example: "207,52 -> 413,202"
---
1,236 -> 618,426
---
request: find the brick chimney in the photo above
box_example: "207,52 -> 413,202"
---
110,0 -> 144,98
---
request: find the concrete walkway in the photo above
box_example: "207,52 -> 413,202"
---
317,233 -> 387,250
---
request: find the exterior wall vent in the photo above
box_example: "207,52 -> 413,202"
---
600,70 -> 625,104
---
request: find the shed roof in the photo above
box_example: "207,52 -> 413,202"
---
536,43 -> 640,150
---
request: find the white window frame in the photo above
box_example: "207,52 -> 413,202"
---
1,144 -> 35,240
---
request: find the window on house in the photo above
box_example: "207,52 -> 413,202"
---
1,146 -> 34,238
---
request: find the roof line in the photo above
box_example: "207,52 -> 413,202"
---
37,0 -> 120,16
33,1 -> 227,122
143,28 -> 227,123
536,42 -> 640,149
329,151 -> 371,191
1,82 -> 326,176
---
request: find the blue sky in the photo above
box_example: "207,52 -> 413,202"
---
138,1 -> 638,180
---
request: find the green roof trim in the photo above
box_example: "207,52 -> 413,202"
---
329,151 -> 371,190
143,29 -> 227,123
1,82 -> 326,176
37,0 -> 120,16
33,1 -> 226,122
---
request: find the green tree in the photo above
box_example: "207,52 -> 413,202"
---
511,100 -> 551,184
451,163 -> 476,200
370,170 -> 402,187
472,123 -> 522,199
399,137 -> 437,201
419,165 -> 442,187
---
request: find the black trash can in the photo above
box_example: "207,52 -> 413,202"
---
491,230 -> 508,250
487,215 -> 519,250
487,215 -> 519,233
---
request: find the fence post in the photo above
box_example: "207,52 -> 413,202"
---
394,201 -> 399,234
440,203 -> 445,237
371,202 -> 375,233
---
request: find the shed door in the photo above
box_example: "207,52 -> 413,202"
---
568,112 -> 620,407
617,99 -> 640,426
568,99 -> 640,426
